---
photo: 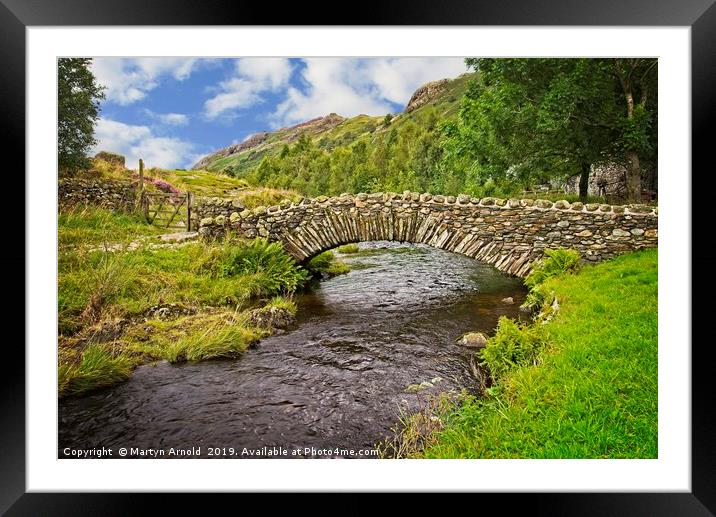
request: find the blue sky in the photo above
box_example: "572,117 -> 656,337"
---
90,57 -> 468,170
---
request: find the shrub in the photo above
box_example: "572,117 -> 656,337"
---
521,282 -> 556,313
525,248 -> 581,289
203,238 -> 309,295
479,317 -> 547,380
521,249 -> 580,316
150,178 -> 182,195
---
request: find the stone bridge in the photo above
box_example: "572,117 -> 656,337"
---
198,192 -> 658,277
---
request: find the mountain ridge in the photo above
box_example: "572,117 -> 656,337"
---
191,73 -> 473,175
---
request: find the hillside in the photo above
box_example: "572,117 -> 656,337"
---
192,73 -> 474,176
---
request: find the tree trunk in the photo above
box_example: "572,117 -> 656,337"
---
626,151 -> 642,203
579,162 -> 590,201
623,91 -> 642,203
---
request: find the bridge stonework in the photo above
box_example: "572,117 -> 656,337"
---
198,192 -> 658,277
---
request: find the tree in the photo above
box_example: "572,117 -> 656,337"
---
450,58 -> 657,202
383,113 -> 393,126
611,59 -> 658,201
58,58 -> 105,174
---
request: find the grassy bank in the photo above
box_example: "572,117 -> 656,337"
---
58,207 -> 345,397
59,206 -> 165,249
85,157 -> 301,207
403,248 -> 658,458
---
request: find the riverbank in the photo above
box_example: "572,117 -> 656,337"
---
397,248 -> 657,458
59,240 -> 528,454
58,206 -> 347,397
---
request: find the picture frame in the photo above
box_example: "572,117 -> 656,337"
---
4,0 -> 713,510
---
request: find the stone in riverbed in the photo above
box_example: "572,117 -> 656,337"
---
458,332 -> 488,348
247,306 -> 295,330
501,297 -> 514,305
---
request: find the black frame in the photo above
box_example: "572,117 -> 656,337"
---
3,0 -> 714,512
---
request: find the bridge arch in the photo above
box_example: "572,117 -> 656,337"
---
198,192 -> 658,277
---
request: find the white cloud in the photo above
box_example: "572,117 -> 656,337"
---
236,58 -> 293,90
204,79 -> 260,119
270,58 -> 467,127
364,58 -> 467,105
143,109 -> 189,126
91,58 -> 201,105
203,58 -> 293,119
158,113 -> 189,126
93,118 -> 197,169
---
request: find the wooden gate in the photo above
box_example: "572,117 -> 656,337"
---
142,191 -> 193,231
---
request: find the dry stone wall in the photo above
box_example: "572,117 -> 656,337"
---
198,191 -> 658,277
58,178 -> 137,211
192,196 -> 246,229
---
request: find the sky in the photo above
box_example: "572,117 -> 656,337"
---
90,57 -> 468,170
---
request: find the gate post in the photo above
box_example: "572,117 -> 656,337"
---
136,158 -> 145,213
186,191 -> 193,231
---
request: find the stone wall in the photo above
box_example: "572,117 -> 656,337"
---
191,196 -> 246,229
58,178 -> 138,211
563,163 -> 658,202
199,191 -> 658,277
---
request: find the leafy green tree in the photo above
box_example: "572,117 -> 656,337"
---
450,58 -> 656,201
383,113 -> 393,126
58,58 -> 105,174
611,58 -> 658,200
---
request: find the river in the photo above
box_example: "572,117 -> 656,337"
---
58,242 -> 527,458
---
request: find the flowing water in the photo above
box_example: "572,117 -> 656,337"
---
58,242 -> 527,458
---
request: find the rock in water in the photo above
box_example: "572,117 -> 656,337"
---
458,332 -> 488,348
247,306 -> 296,330
501,297 -> 514,305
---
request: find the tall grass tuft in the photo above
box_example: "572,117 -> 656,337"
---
58,344 -> 135,397
307,251 -> 350,276
200,238 -> 309,295
163,322 -> 264,363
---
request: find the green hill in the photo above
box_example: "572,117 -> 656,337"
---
192,73 -> 473,177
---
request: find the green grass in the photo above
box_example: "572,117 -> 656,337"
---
58,206 -> 164,248
59,309 -> 270,397
59,237 -> 309,335
85,157 -> 301,206
520,192 -> 607,203
172,324 -> 261,362
411,249 -> 658,458
235,188 -> 301,209
58,344 -> 135,397
58,207 -> 315,396
307,251 -> 350,276
336,243 -> 360,254
265,295 -> 298,314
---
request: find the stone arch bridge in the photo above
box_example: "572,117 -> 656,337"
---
198,192 -> 658,277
